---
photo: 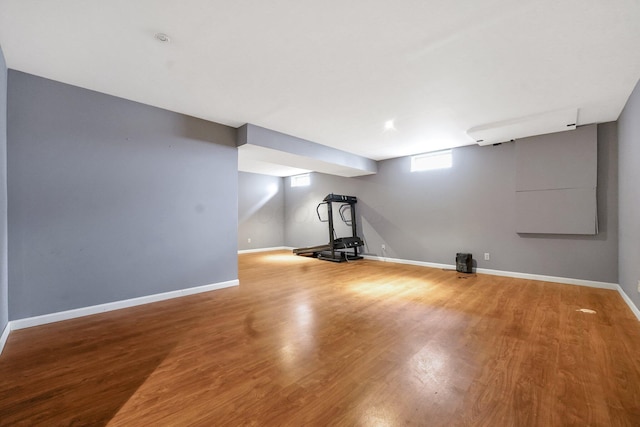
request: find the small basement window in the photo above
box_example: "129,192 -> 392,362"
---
291,173 -> 310,187
411,149 -> 452,172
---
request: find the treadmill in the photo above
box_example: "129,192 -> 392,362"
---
293,194 -> 364,262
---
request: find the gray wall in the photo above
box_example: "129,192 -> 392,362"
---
0,46 -> 7,333
7,71 -> 238,320
618,79 -> 640,310
285,123 -> 618,283
238,172 -> 284,250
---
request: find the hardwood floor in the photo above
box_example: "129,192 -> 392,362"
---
1,250 -> 640,426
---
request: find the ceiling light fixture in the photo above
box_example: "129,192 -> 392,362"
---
154,32 -> 171,43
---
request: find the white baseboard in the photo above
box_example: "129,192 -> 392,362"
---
3,255 -> 638,357
616,285 -> 640,321
9,279 -> 239,331
362,254 -> 618,290
474,267 -> 618,290
0,323 -> 10,356
362,254 -> 454,270
238,246 -> 293,254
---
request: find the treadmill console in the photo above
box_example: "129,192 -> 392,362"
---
324,194 -> 357,203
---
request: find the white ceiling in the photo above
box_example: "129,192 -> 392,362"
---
1,0 -> 639,171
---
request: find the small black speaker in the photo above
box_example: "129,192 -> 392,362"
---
456,253 -> 473,273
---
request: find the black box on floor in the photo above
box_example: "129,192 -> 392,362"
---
456,253 -> 473,273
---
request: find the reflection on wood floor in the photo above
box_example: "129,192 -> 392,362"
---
1,250 -> 640,426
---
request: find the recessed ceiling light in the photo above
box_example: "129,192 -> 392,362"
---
154,33 -> 171,43
384,120 -> 396,131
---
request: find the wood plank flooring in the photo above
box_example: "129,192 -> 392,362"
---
1,250 -> 640,426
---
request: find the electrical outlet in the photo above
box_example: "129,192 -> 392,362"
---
484,252 -> 490,261
248,238 -> 251,243
381,244 -> 386,251
637,280 -> 640,293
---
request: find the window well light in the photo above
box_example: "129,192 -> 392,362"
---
411,149 -> 452,172
291,173 -> 310,187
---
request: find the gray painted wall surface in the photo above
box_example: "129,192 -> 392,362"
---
285,124 -> 618,283
618,79 -> 640,310
238,172 -> 284,250
7,71 -> 238,320
0,46 -> 7,333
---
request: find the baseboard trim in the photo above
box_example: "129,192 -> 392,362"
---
10,279 -> 239,331
2,258 -> 638,356
238,246 -> 293,254
362,254 -> 453,270
616,285 -> 640,321
362,255 -> 618,290
474,267 -> 618,290
0,323 -> 10,356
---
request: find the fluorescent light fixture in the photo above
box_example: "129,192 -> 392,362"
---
468,108 -> 578,146
291,173 -> 310,187
411,149 -> 452,172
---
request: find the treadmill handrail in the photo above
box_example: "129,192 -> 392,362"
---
316,202 -> 328,222
338,204 -> 352,225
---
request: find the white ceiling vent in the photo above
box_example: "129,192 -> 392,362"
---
468,108 -> 578,146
